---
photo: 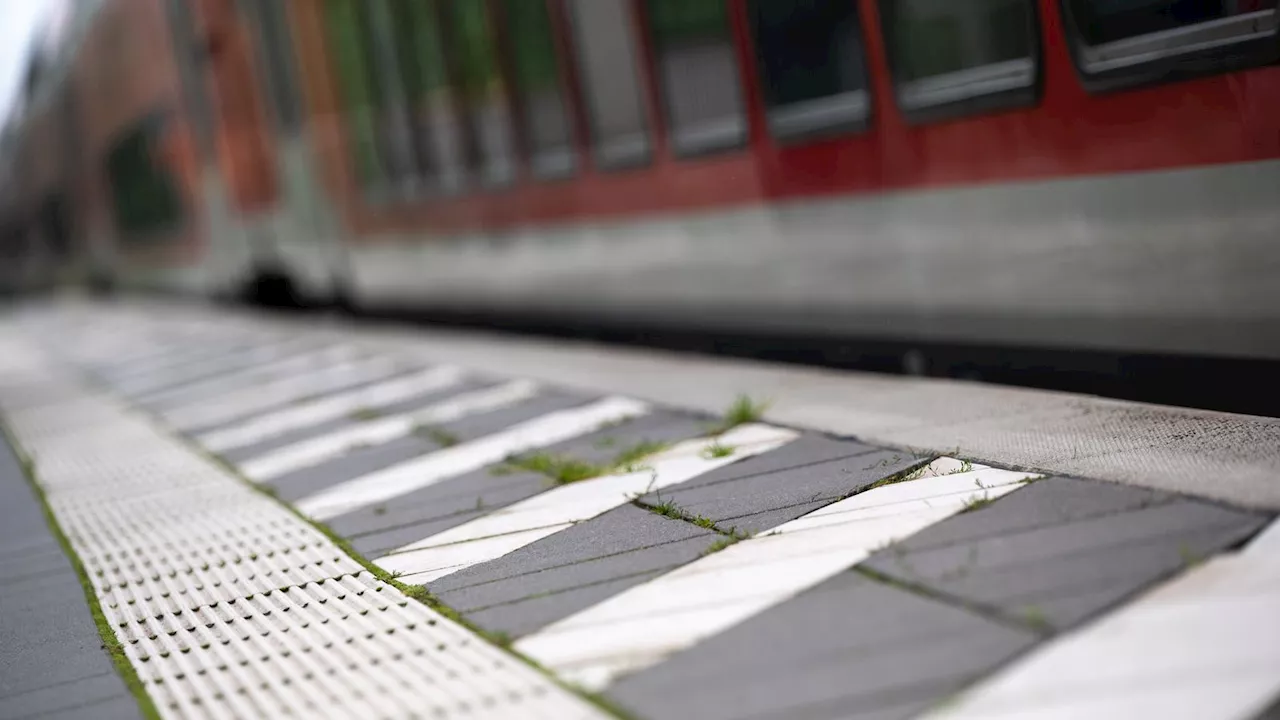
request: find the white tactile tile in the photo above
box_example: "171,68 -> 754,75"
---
0,327 -> 608,720
159,355 -> 411,432
924,516 -> 1280,720
196,366 -> 466,453
513,462 -> 1038,691
295,395 -> 654,521
373,424 -> 801,584
240,379 -> 542,481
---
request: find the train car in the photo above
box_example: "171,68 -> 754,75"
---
10,0 -> 1280,366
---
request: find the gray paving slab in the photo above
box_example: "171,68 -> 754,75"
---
36,693 -> 146,720
606,572 -> 1039,720
0,439 -> 138,718
635,434 -> 921,535
646,434 -> 896,494
463,570 -> 670,640
332,411 -> 711,555
862,481 -> 1270,631
430,505 -> 721,636
142,347 -> 376,412
263,434 -> 442,502
179,363 -> 431,437
0,671 -> 127,718
883,476 -> 1177,553
431,390 -> 598,443
345,473 -> 544,556
215,378 -> 492,462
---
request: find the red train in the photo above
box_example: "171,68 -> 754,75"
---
4,0 -> 1279,363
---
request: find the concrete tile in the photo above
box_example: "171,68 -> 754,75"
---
463,570 -> 669,639
0,575 -> 120,698
434,390 -> 597,442
606,572 -> 1038,720
443,531 -> 723,615
218,378 -> 493,462
640,434 -> 891,495
264,434 -> 441,502
0,672 -> 131,719
428,506 -> 722,635
36,693 -> 143,720
330,412 -> 709,553
434,503 -> 715,593
885,477 -> 1177,553
637,441 -> 920,536
863,489 -> 1268,631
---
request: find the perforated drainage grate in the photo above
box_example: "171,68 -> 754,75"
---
0,331 -> 608,720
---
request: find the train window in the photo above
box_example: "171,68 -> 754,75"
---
1062,0 -> 1279,91
500,0 -> 577,179
387,0 -> 469,194
239,0 -> 302,134
645,0 -> 747,157
105,121 -> 185,240
747,0 -> 871,142
879,0 -> 1038,123
444,0 -> 518,188
323,0 -> 388,191
566,0 -> 652,169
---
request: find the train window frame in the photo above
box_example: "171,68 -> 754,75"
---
496,0 -> 579,181
877,0 -> 1043,126
746,0 -> 874,145
565,0 -> 655,172
1058,1 -> 1280,94
644,0 -> 750,159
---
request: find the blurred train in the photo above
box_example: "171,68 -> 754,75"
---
2,0 -> 1279,366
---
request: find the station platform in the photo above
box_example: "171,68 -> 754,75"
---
1,300 -> 1277,720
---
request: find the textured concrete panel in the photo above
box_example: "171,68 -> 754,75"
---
606,572 -> 1038,720
863,481 -> 1269,630
264,434 -> 441,502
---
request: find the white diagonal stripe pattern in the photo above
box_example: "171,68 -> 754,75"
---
514,461 -> 1039,691
373,423 -> 801,584
240,379 -> 542,482
196,366 -> 465,452
296,395 -> 653,521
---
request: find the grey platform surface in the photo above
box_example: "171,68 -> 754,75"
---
0,438 -> 141,720
3,303 -> 1278,720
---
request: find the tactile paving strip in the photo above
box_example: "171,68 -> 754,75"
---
0,331 -> 607,720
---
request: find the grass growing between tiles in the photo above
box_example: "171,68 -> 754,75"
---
0,423 -> 163,720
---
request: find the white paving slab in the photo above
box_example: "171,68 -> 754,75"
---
241,379 -> 540,481
514,462 -> 1038,691
924,516 -> 1280,720
196,366 -> 465,452
373,423 -> 801,584
296,395 -> 654,520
